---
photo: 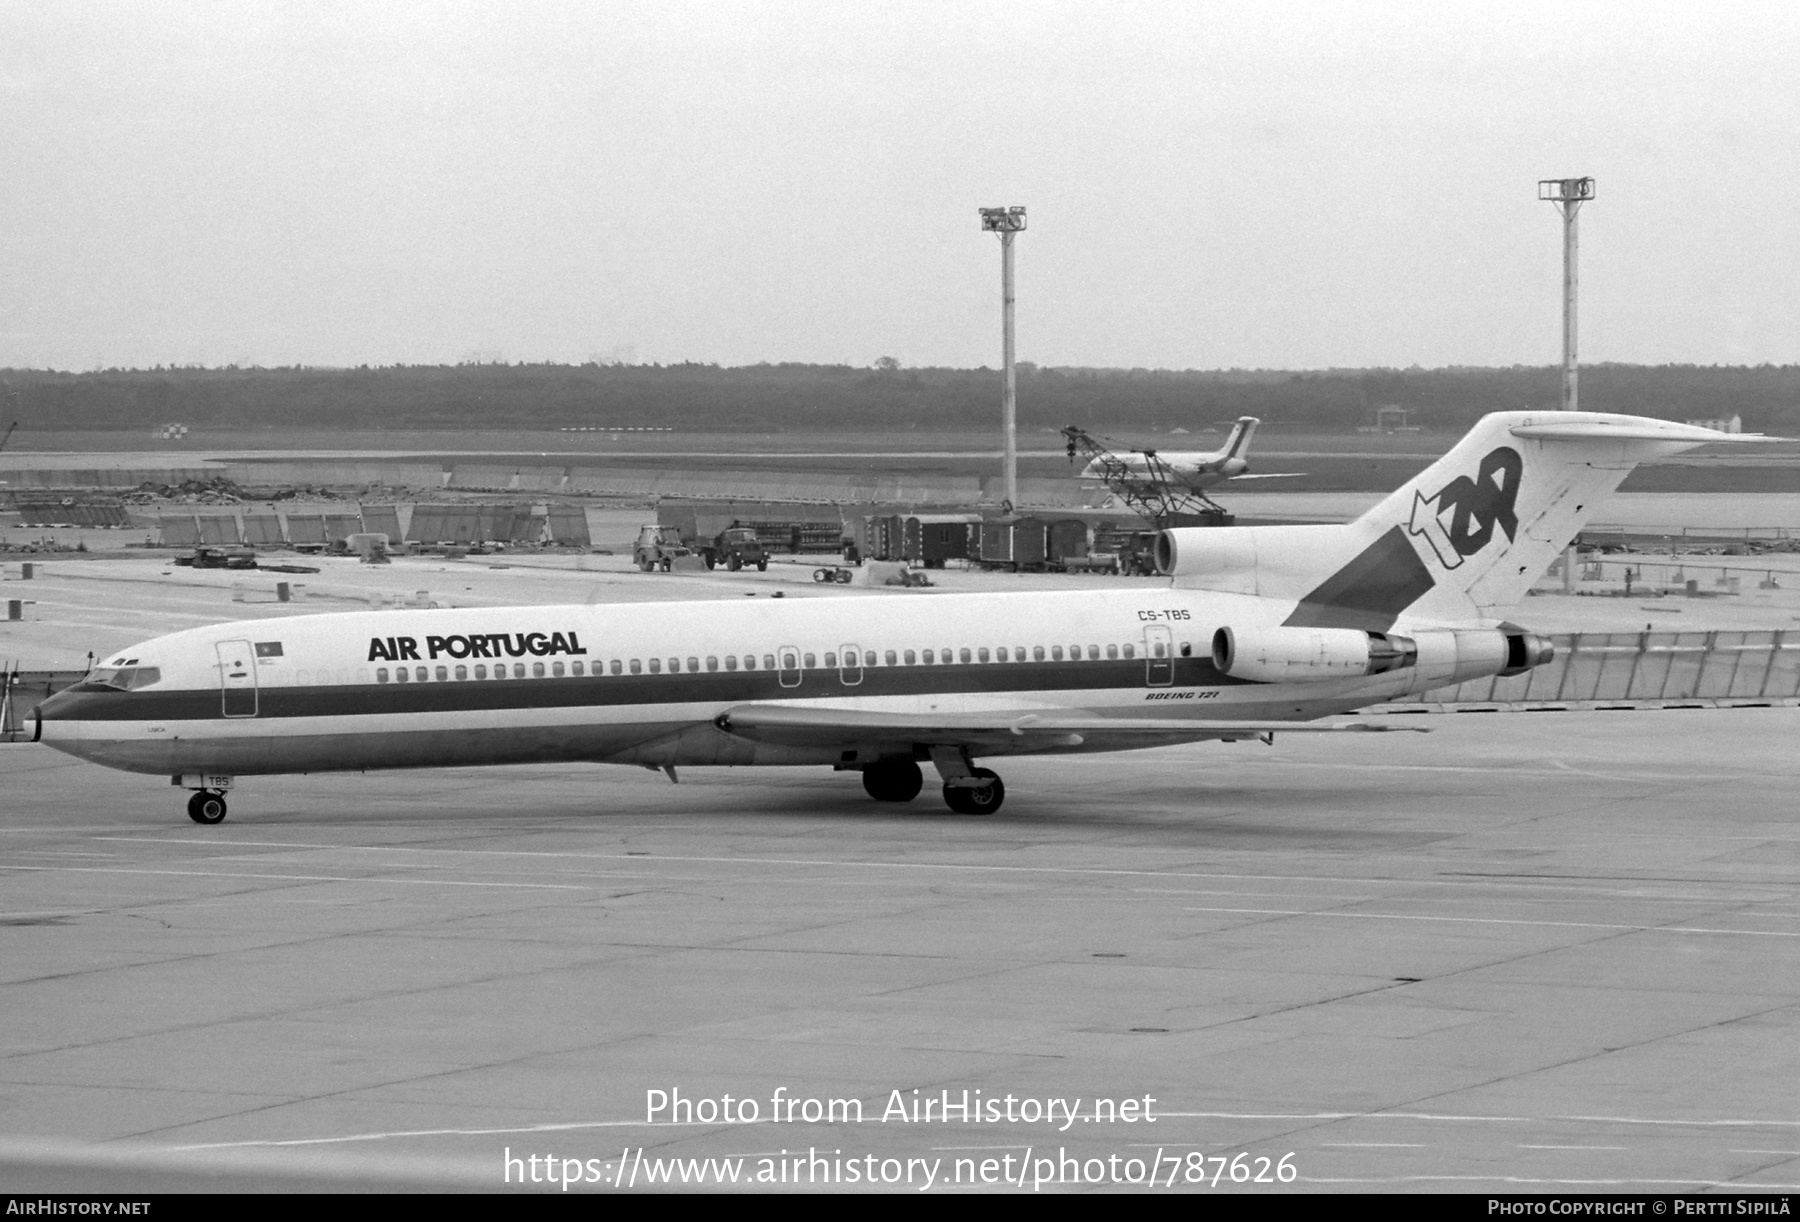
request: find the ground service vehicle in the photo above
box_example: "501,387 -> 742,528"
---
699,526 -> 769,572
632,525 -> 689,572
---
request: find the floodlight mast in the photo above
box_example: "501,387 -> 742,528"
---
980,205 -> 1026,513
1538,177 -> 1595,411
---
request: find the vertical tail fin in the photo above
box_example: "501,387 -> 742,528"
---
1222,416 -> 1259,461
1348,412 -> 1766,623
1161,411 -> 1770,629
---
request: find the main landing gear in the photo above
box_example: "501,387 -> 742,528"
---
859,758 -> 1006,814
943,769 -> 1004,815
862,759 -> 924,803
187,790 -> 228,825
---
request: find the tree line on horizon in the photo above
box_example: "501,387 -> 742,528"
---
1,362 -> 1795,434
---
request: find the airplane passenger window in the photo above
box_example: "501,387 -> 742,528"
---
612,660 -> 624,675
473,664 -> 486,679
376,668 -> 389,683
1107,645 -> 1119,660
1087,645 -> 1099,660
724,655 -> 737,671
803,653 -> 816,668
884,651 -> 896,667
513,663 -> 526,678
687,657 -> 698,672
395,668 -> 409,683
825,653 -> 837,669
995,647 -> 1007,662
1180,642 -> 1192,657
435,666 -> 449,682
763,655 -> 775,670
904,650 -> 916,665
1123,644 -> 1134,659
455,666 -> 468,681
572,661 -> 584,676
959,648 -> 972,664
552,662 -> 564,677
1034,646 -> 1045,662
977,648 -> 989,663
416,666 -> 429,682
667,658 -> 680,673
1050,646 -> 1063,661
1014,644 -> 1025,660
921,649 -> 934,664
629,659 -> 642,674
706,656 -> 718,672
1153,643 -> 1165,658
648,658 -> 661,674
530,663 -> 543,678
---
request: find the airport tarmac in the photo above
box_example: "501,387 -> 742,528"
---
1,707 -> 1796,1193
3,521 -> 1798,1193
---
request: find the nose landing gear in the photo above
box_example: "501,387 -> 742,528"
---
187,790 -> 228,824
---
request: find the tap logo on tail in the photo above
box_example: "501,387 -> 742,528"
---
1406,446 -> 1523,570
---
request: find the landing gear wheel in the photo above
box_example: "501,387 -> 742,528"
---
756,558 -> 768,572
704,554 -> 717,570
187,790 -> 228,825
942,768 -> 1004,815
727,553 -> 742,571
659,558 -> 672,572
861,759 -> 923,803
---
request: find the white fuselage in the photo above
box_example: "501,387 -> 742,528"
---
36,585 -> 1480,778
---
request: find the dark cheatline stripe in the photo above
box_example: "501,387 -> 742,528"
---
1281,525 -> 1436,633
49,656 -> 1253,723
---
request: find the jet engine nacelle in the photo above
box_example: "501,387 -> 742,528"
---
1213,625 -> 1556,687
1212,625 -> 1418,683
1155,524 -> 1349,595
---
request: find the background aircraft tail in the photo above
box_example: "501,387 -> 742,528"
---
1222,416 -> 1259,461
1161,411 -> 1771,627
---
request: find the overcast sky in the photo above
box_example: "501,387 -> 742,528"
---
3,1 -> 1796,371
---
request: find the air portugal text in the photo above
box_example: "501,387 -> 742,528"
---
367,632 -> 590,663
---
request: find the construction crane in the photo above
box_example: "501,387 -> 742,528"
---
1061,425 -> 1230,527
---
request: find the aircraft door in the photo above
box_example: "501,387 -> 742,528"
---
1143,625 -> 1173,687
839,643 -> 863,686
216,639 -> 259,717
778,645 -> 802,689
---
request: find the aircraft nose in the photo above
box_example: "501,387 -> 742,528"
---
31,687 -> 84,751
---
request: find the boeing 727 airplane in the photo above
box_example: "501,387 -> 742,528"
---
33,411 -> 1765,823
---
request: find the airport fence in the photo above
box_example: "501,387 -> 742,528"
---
1377,630 -> 1799,711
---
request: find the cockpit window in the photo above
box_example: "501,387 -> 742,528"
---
89,666 -> 163,691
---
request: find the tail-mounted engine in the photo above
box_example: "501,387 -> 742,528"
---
1212,626 -> 1418,684
1211,624 -> 1556,687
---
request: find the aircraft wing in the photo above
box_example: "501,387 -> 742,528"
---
714,704 -> 1425,751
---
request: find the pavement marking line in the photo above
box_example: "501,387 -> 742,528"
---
1519,1144 -> 1631,1151
82,838 -> 1800,895
1,865 -> 587,891
1320,1142 -> 1427,1148
170,1118 -> 762,1151
1179,905 -> 1800,937
1733,1150 -> 1800,1156
1156,1110 -> 1800,1129
1307,1176 -> 1800,1188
